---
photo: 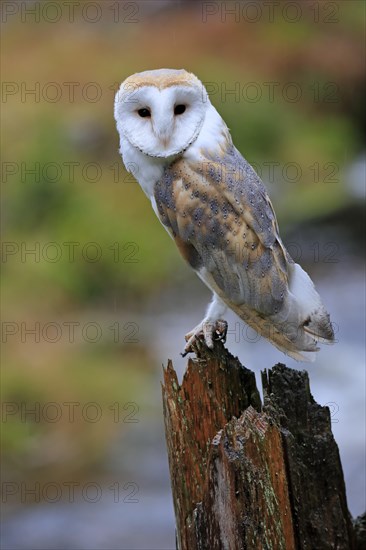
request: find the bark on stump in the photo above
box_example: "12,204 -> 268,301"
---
162,340 -> 358,550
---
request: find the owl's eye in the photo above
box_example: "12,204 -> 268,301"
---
138,108 -> 151,118
174,104 -> 186,115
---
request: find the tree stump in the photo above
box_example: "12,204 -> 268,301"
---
162,339 -> 360,549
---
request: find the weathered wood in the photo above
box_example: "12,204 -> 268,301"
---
162,339 -> 261,547
162,339 -> 359,549
194,405 -> 296,549
262,364 -> 355,549
354,512 -> 366,549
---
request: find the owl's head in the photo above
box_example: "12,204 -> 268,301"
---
114,69 -> 209,158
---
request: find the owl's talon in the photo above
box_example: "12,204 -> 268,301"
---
214,319 -> 228,343
183,319 -> 228,355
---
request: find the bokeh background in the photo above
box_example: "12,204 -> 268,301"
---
1,1 -> 365,548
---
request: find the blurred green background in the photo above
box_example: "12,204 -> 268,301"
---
1,1 -> 365,548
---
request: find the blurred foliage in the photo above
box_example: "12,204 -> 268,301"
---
1,0 -> 365,480
2,340 -> 154,478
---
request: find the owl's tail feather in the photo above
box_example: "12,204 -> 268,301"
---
232,263 -> 334,362
272,262 -> 334,361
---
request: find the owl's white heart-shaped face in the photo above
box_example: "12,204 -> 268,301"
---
114,69 -> 209,158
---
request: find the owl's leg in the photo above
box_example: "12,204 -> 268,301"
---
183,294 -> 227,355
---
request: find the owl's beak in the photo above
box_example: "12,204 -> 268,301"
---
155,130 -> 170,149
152,119 -> 172,149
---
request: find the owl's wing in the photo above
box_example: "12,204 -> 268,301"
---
154,145 -> 334,360
154,146 -> 290,317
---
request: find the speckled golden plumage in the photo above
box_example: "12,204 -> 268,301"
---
154,142 -> 331,359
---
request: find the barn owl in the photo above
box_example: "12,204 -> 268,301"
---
114,69 -> 334,361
